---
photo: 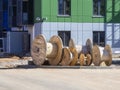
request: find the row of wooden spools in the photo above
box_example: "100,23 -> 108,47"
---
31,34 -> 112,66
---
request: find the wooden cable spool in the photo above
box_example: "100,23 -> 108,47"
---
31,35 -> 46,66
48,35 -> 63,65
79,53 -> 92,66
101,45 -> 112,66
60,46 -> 78,66
31,34 -> 63,66
79,53 -> 85,66
92,44 -> 112,66
86,39 -> 93,55
69,39 -> 92,66
92,45 -> 101,66
60,47 -> 72,66
69,48 -> 78,66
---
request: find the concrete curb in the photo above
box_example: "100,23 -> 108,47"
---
0,60 -> 120,69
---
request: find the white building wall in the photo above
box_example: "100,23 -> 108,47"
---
33,22 -> 120,53
41,22 -> 104,45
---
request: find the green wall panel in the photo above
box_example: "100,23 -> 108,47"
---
34,0 -> 42,23
34,0 -> 120,23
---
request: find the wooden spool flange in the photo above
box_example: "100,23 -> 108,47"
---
92,45 -> 101,66
60,47 -> 72,66
69,39 -> 92,54
69,39 -> 92,66
86,39 -> 93,55
31,34 -> 63,66
31,35 -> 47,66
48,35 -> 63,65
92,45 -> 112,66
69,48 -> 78,66
79,53 -> 92,66
101,45 -> 112,66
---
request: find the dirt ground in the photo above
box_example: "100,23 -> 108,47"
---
0,53 -> 120,90
0,69 -> 120,90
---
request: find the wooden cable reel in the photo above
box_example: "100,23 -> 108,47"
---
69,39 -> 92,66
69,47 -> 78,66
100,45 -> 112,66
92,44 -> 112,66
68,39 -> 79,66
60,47 -> 72,66
60,39 -> 78,66
31,34 -> 63,66
92,45 -> 101,66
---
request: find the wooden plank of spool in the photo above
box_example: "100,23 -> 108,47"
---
101,45 -> 112,66
86,54 -> 92,66
69,39 -> 76,49
31,34 -> 63,66
79,53 -> 85,66
86,39 -> 93,55
69,39 -> 82,55
48,35 -> 63,65
79,53 -> 92,66
69,48 -> 78,66
31,35 -> 47,66
92,45 -> 101,66
60,47 -> 72,66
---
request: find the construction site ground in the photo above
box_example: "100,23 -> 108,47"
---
0,67 -> 120,90
0,53 -> 120,68
0,54 -> 120,90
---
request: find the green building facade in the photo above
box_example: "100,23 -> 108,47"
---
32,0 -> 120,53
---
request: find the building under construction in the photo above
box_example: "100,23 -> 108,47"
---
32,0 -> 120,54
0,0 -> 33,54
0,0 -> 120,54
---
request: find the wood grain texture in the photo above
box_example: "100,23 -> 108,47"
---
31,35 -> 46,66
92,45 -> 101,66
60,47 -> 72,66
48,35 -> 63,65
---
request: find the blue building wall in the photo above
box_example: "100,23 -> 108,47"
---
2,0 -> 10,31
0,0 -> 10,31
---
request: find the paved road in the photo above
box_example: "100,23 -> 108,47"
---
0,69 -> 120,90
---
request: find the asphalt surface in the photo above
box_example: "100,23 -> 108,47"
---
0,69 -> 120,90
